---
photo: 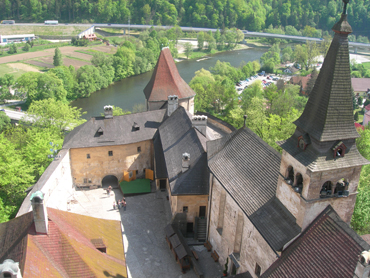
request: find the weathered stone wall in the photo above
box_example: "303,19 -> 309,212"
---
277,151 -> 361,229
208,176 -> 278,276
70,140 -> 153,188
174,195 -> 208,222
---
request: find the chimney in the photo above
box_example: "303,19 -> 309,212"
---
104,105 -> 113,119
182,153 -> 190,173
0,259 -> 22,278
167,95 -> 178,116
353,250 -> 370,278
30,191 -> 48,234
192,115 -> 207,136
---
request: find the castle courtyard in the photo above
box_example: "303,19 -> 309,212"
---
61,187 -> 223,278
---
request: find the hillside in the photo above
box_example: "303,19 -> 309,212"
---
0,0 -> 369,39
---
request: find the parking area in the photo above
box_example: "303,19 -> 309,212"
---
66,188 -> 223,278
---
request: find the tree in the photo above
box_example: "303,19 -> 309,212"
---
197,31 -> 205,50
53,47 -> 63,67
0,74 -> 15,102
23,43 -> 30,52
8,43 -> 17,54
358,96 -> 363,106
184,42 -> 193,59
0,111 -> 10,132
354,111 -> 359,121
16,72 -> 67,106
24,98 -> 86,134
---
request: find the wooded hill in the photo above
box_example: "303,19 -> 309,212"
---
0,0 -> 369,39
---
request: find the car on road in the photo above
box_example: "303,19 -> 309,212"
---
273,77 -> 279,81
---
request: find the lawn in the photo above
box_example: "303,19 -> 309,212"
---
362,62 -> 370,69
120,179 -> 151,194
0,63 -> 29,78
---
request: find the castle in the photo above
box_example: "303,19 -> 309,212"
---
1,4 -> 370,277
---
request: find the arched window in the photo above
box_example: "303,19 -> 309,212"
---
320,181 -> 332,198
286,166 -> 294,185
334,178 -> 349,197
294,173 -> 303,193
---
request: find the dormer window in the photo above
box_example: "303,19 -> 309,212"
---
297,134 -> 310,150
133,122 -> 140,131
332,141 -> 346,158
97,127 -> 103,136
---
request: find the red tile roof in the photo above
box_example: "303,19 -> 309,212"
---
261,206 -> 370,278
0,208 -> 127,278
351,78 -> 370,92
365,104 -> 370,111
355,123 -> 364,131
290,74 -> 311,91
144,47 -> 196,102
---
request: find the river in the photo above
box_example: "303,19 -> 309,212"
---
71,47 -> 267,119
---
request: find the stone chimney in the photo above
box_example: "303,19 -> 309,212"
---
0,259 -> 22,278
104,105 -> 113,119
30,191 -> 48,234
192,115 -> 207,136
353,250 -> 370,278
182,153 -> 190,173
167,95 -> 178,116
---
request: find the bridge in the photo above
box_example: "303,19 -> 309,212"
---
12,23 -> 370,53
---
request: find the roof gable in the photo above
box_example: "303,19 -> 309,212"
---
143,48 -> 196,102
208,127 -> 301,251
158,107 -> 209,195
261,206 -> 370,278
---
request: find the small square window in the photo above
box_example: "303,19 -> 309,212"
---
88,178 -> 92,183
87,154 -> 90,159
255,263 -> 261,277
137,146 -> 141,153
108,151 -> 113,156
84,178 -> 88,183
183,206 -> 188,213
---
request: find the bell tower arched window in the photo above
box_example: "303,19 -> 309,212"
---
286,166 -> 294,185
294,173 -> 303,193
334,179 -> 349,197
320,181 -> 333,198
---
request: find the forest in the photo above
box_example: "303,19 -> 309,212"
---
0,0 -> 369,39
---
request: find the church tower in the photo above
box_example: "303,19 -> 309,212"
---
143,47 -> 196,114
276,0 -> 369,230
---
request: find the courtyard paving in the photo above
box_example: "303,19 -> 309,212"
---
67,188 -> 223,278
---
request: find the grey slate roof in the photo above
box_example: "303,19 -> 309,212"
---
153,132 -> 167,179
278,132 -> 370,172
208,127 -> 301,251
158,107 -> 209,195
261,205 -> 370,278
63,110 -> 166,149
293,16 -> 359,142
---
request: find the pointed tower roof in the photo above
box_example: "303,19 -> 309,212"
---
144,47 -> 196,102
293,13 -> 358,142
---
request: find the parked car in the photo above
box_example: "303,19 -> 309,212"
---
273,77 -> 279,81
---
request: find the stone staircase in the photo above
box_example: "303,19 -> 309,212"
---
197,218 -> 207,242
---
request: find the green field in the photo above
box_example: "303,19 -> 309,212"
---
0,63 -> 30,79
362,62 -> 370,69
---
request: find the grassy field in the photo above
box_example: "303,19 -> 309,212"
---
0,25 -> 87,36
0,63 -> 32,78
362,62 -> 370,69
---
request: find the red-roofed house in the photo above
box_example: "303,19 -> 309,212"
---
289,74 -> 311,94
83,33 -> 97,41
365,104 -> 370,113
144,47 -> 196,114
355,122 -> 365,131
0,191 -> 127,278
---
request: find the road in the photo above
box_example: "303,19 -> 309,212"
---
11,22 -> 370,50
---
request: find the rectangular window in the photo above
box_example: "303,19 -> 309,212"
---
183,206 -> 188,213
88,179 -> 92,183
84,178 -> 88,183
137,146 -> 141,153
87,154 -> 90,159
108,151 -> 113,156
255,263 -> 261,277
136,170 -> 139,175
